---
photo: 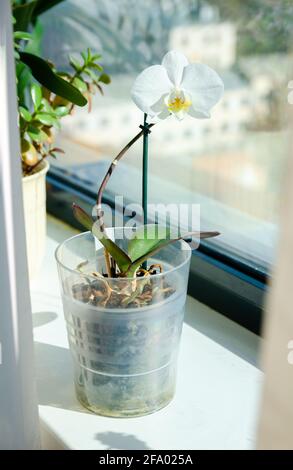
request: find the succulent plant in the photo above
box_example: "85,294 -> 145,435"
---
12,0 -> 110,176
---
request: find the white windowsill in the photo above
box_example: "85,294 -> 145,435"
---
30,216 -> 262,450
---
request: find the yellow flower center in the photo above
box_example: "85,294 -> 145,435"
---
167,94 -> 191,114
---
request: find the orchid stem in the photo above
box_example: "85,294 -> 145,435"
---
95,120 -> 154,277
142,113 -> 149,270
142,113 -> 149,226
96,121 -> 154,233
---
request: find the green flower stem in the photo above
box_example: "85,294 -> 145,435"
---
142,113 -> 149,226
142,113 -> 149,269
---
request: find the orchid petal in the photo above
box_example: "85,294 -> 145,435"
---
150,94 -> 170,120
162,50 -> 189,87
188,107 -> 210,119
181,63 -> 224,114
131,65 -> 172,117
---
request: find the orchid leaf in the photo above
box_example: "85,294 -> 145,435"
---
126,230 -> 220,277
72,204 -> 131,273
31,83 -> 42,109
128,225 -> 171,262
72,203 -> 93,231
91,222 -> 132,273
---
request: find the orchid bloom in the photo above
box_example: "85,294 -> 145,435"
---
131,50 -> 224,121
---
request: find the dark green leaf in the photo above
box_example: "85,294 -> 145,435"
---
89,63 -> 103,72
13,2 -> 37,32
19,52 -> 87,107
19,106 -> 32,122
99,73 -> 111,84
32,0 -> 66,19
31,83 -> 42,109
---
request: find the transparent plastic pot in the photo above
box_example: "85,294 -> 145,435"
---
55,228 -> 191,417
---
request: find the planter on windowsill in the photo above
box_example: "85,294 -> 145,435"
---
55,228 -> 191,417
22,160 -> 49,279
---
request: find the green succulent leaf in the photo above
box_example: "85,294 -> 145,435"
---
27,125 -> 48,143
99,73 -> 111,84
35,112 -> 56,126
89,63 -> 103,72
83,68 -> 98,82
39,99 -> 53,113
19,106 -> 32,122
69,56 -> 82,72
91,54 -> 102,61
72,77 -> 87,93
31,83 -> 42,109
54,106 -> 69,117
19,52 -> 87,106
14,31 -> 33,41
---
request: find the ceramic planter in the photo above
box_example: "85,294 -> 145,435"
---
55,229 -> 191,417
22,160 -> 49,279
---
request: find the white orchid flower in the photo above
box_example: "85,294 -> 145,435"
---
131,50 -> 224,121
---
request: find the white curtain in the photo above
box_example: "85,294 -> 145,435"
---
0,0 -> 40,449
257,109 -> 293,449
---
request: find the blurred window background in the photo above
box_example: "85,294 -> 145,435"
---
40,0 -> 293,272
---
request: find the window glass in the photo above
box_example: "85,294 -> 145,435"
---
41,0 -> 293,270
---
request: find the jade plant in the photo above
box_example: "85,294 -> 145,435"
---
12,0 -> 110,176
72,51 -> 224,297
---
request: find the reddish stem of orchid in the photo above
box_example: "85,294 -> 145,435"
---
95,123 -> 155,233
